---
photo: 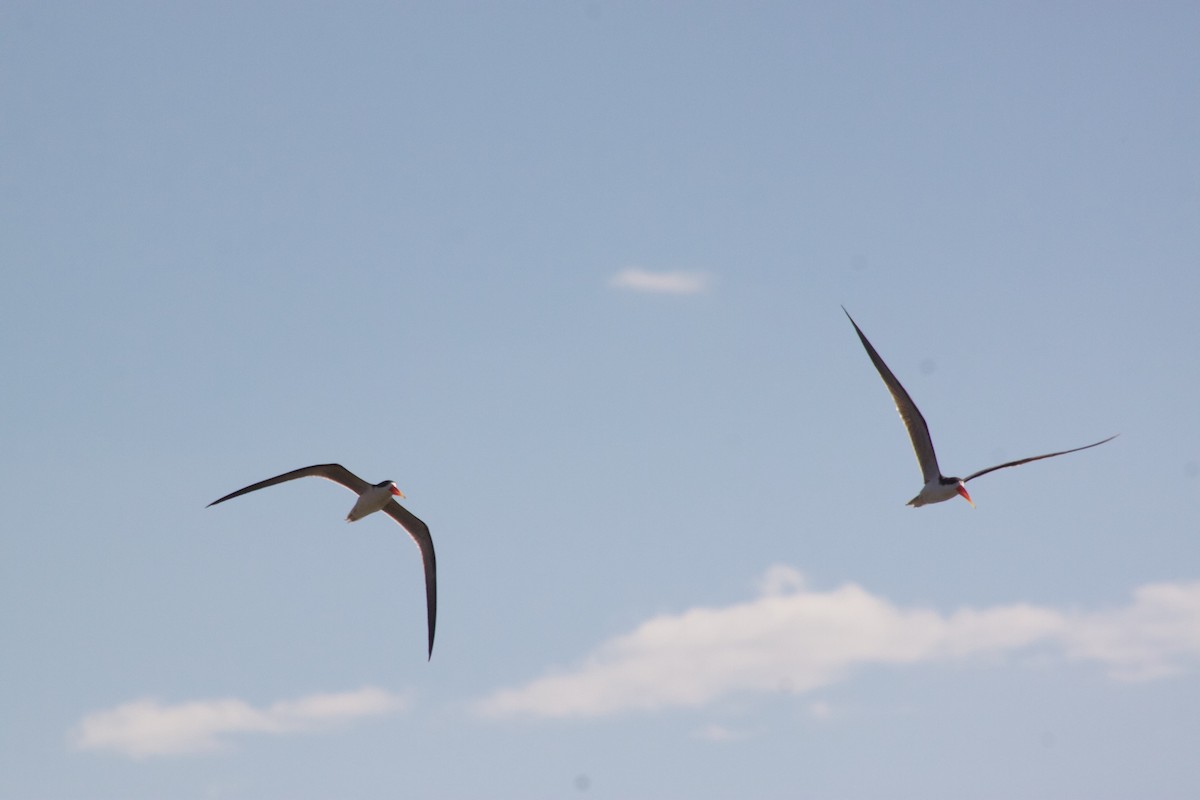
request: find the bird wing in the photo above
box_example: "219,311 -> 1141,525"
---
843,308 -> 942,484
206,464 -> 371,507
962,435 -> 1118,484
383,501 -> 438,660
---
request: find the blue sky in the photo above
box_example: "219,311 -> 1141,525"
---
3,2 -> 1199,797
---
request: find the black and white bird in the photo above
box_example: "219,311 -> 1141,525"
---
843,307 -> 1116,507
207,464 -> 437,658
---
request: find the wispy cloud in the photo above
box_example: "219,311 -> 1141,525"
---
476,566 -> 1200,719
609,268 -> 709,295
692,722 -> 750,742
72,686 -> 408,758
807,700 -> 834,720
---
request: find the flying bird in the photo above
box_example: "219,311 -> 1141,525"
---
843,307 -> 1116,507
207,464 -> 437,658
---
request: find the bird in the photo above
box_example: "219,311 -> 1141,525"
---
207,463 -> 437,658
842,307 -> 1116,507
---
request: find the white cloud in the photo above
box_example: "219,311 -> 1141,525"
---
757,563 -> 805,596
1062,582 -> 1200,680
72,686 -> 408,758
476,567 -> 1200,719
807,700 -> 834,720
609,268 -> 709,295
692,722 -> 750,742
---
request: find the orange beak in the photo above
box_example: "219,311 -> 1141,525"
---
391,486 -> 405,498
957,483 -> 974,508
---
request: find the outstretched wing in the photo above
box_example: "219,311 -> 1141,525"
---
383,501 -> 438,660
963,435 -> 1118,484
207,464 -> 370,507
844,308 -> 942,484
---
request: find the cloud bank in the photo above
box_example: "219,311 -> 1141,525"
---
610,268 -> 709,295
73,686 -> 408,758
477,566 -> 1200,719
